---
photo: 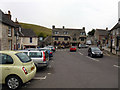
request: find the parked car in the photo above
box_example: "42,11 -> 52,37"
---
19,50 -> 49,68
88,47 -> 103,58
44,46 -> 56,52
78,44 -> 89,48
39,48 -> 53,58
0,51 -> 36,89
70,46 -> 77,52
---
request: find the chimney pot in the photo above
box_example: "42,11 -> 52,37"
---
8,10 -> 11,15
83,27 -> 85,30
52,25 -> 55,29
106,27 -> 108,30
63,26 -> 65,29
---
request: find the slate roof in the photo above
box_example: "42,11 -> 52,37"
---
54,28 -> 85,32
111,23 -> 120,30
19,28 -> 37,37
96,29 -> 109,36
0,10 -> 15,27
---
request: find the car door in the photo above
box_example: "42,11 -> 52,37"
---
0,53 -> 14,83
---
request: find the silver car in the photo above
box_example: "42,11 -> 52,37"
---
20,50 -> 49,68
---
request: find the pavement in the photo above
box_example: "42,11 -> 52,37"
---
103,46 -> 120,57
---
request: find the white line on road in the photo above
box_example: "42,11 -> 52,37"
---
113,65 -> 120,68
86,56 -> 99,62
33,76 -> 47,80
78,52 -> 83,55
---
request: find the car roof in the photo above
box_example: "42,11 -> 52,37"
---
18,50 -> 43,52
0,51 -> 21,55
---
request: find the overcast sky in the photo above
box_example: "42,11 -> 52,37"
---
0,0 -> 120,33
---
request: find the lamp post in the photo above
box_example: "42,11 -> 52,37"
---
110,34 -> 113,53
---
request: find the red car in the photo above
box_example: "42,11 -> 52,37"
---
70,46 -> 76,52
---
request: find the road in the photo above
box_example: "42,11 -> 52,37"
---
20,48 -> 119,89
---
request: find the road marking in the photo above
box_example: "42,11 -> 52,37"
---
33,76 -> 47,80
47,73 -> 51,75
113,65 -> 120,68
78,52 -> 83,55
86,56 -> 99,62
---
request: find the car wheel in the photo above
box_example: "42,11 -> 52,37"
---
90,53 -> 93,58
6,75 -> 22,90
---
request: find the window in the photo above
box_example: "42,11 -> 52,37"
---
30,37 -> 32,43
73,38 -> 77,41
0,53 -> 13,64
29,52 -> 42,58
116,29 -> 119,35
80,32 -> 85,35
81,37 -> 84,41
64,37 -> 68,41
64,31 -> 68,35
54,31 -> 59,35
8,26 -> 12,36
16,53 -> 31,63
55,37 -> 58,40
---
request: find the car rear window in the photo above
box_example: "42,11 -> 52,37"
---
29,52 -> 42,58
16,53 -> 31,63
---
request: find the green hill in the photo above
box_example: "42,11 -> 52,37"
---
19,22 -> 52,38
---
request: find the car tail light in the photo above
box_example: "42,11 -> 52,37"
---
54,48 -> 55,50
43,52 -> 46,62
22,67 -> 28,74
50,52 -> 52,54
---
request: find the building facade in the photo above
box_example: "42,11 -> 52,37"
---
94,28 -> 109,46
52,26 -> 86,48
18,28 -> 38,49
0,10 -> 16,50
108,21 -> 120,51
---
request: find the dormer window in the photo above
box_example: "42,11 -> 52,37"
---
54,31 -> 59,35
8,26 -> 12,36
64,31 -> 68,35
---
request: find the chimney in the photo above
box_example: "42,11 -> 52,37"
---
63,26 -> 65,29
5,10 -> 11,20
106,27 -> 108,30
83,27 -> 85,30
15,18 -> 19,24
52,25 -> 55,29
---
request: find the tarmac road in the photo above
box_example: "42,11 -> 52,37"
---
21,48 -> 119,89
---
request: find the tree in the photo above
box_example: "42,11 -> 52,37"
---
38,32 -> 45,38
88,29 -> 95,36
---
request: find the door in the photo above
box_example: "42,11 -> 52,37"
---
0,53 -> 14,83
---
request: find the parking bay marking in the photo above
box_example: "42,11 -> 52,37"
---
78,52 -> 83,55
86,56 -> 99,62
33,76 -> 47,80
113,65 -> 120,68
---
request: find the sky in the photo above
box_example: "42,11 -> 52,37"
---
0,0 -> 120,33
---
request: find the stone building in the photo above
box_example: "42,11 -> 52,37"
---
94,28 -> 109,46
108,20 -> 120,51
18,28 -> 38,49
0,10 -> 16,50
52,25 -> 86,48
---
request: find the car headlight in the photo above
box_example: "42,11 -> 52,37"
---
92,52 -> 95,54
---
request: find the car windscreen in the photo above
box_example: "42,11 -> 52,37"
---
29,52 -> 42,58
92,47 -> 100,51
16,53 -> 31,63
